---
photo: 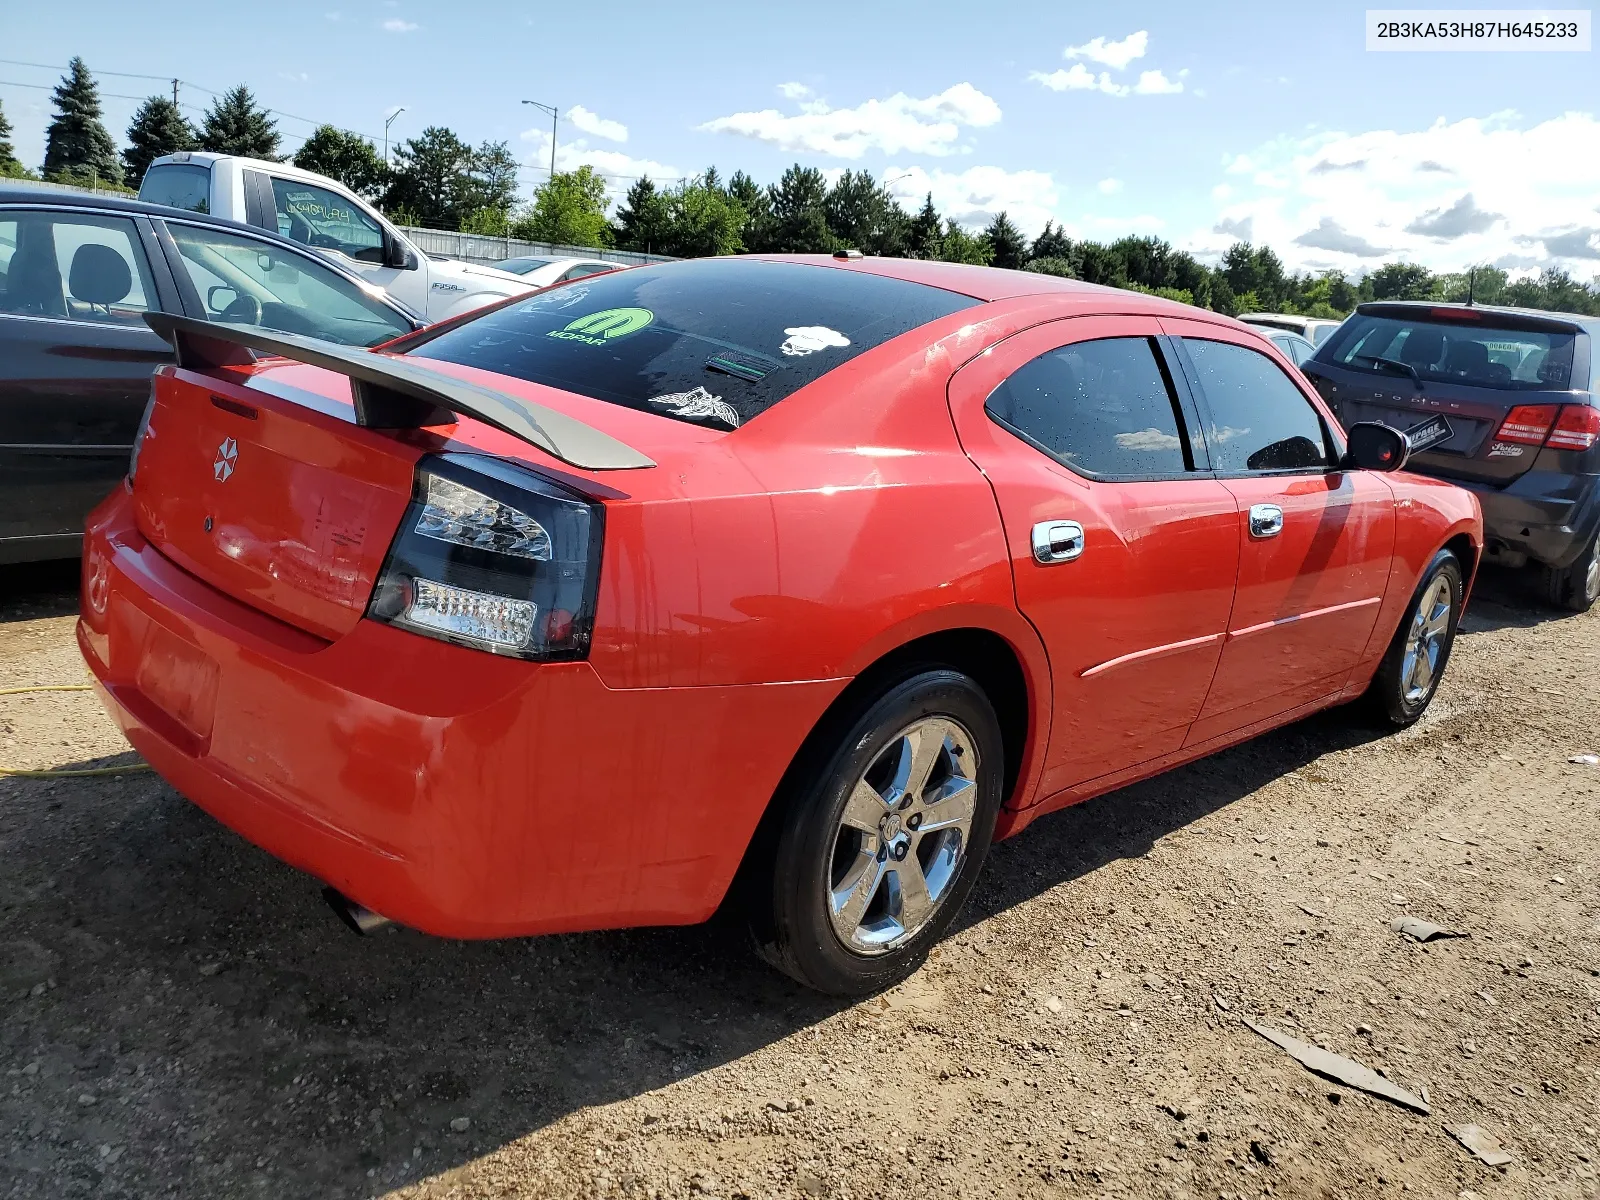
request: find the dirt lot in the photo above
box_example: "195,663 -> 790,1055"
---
2,559 -> 1598,1200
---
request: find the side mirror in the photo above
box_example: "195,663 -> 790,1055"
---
1343,422 -> 1410,472
206,285 -> 238,314
384,233 -> 419,271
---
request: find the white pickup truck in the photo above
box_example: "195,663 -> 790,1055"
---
138,152 -> 534,322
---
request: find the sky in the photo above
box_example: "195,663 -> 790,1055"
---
5,0 -> 1599,277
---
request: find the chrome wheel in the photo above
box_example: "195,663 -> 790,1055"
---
1585,537 -> 1600,604
826,716 -> 979,955
1401,573 -> 1454,705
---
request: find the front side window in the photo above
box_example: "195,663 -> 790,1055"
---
270,178 -> 386,264
1183,338 -> 1330,473
165,222 -> 411,347
985,337 -> 1192,479
138,163 -> 211,213
1327,312 -> 1576,391
0,211 -> 155,325
408,257 -> 979,429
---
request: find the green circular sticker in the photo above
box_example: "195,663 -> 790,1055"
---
547,306 -> 654,345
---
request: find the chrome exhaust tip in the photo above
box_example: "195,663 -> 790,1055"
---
322,886 -> 392,936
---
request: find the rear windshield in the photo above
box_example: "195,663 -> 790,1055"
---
406,258 -> 980,429
1327,312 -> 1576,391
138,163 -> 211,214
494,257 -> 556,274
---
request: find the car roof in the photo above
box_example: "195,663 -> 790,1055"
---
0,182 -> 422,321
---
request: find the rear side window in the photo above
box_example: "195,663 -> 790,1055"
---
1183,338 -> 1330,473
407,258 -> 979,429
985,337 -> 1192,479
1328,313 -> 1576,391
138,163 -> 212,213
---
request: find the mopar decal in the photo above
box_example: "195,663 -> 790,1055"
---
548,307 -> 654,345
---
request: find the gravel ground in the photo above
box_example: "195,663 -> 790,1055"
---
2,558 -> 1598,1200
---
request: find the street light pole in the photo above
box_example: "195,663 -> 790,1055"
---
383,106 -> 406,165
521,100 -> 558,181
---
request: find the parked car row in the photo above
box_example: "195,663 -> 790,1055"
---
77,253 -> 1481,994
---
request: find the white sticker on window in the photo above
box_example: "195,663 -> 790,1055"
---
647,386 -> 741,428
780,326 -> 851,357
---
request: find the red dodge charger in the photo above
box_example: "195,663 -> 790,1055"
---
78,255 -> 1481,995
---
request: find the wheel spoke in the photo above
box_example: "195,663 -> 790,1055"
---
841,778 -> 890,834
901,722 -> 948,801
918,776 -> 976,833
893,855 -> 934,931
832,856 -> 884,933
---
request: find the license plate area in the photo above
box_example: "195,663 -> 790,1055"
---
1403,414 -> 1453,454
135,623 -> 220,745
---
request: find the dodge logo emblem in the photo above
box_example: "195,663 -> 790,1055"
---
214,437 -> 238,482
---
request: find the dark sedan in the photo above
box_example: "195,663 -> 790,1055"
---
0,185 -> 422,565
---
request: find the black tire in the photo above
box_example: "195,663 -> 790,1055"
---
1541,530 -> 1600,614
1365,549 -> 1464,728
749,669 -> 1004,997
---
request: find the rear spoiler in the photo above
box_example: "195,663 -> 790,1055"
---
142,313 -> 655,472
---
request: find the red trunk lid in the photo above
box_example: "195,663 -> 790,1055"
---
133,364 -> 421,641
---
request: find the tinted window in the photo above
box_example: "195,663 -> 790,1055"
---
408,258 -> 979,429
985,337 -> 1191,478
165,222 -> 411,347
270,178 -> 386,264
1327,312 -> 1575,390
0,211 -> 155,324
493,257 -> 557,275
139,163 -> 212,213
1184,338 -> 1330,473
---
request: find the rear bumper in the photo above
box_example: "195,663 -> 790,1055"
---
78,486 -> 845,938
1457,471 -> 1600,568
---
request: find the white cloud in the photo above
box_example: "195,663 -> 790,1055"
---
520,128 -> 681,203
699,83 -> 1001,159
1029,65 -> 1129,96
1097,178 -> 1122,194
1065,31 -> 1149,70
566,105 -> 627,144
1185,110 -> 1600,274
382,18 -> 417,32
1133,69 -> 1184,95
884,164 -> 1060,237
777,81 -> 812,100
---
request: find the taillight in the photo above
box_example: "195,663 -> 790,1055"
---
366,453 -> 602,660
127,385 -> 158,484
1547,405 -> 1600,452
1495,404 -> 1560,446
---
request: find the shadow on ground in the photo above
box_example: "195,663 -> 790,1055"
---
0,560 -> 81,624
0,691 -> 1410,1197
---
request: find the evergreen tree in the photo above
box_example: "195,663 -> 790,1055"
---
42,57 -> 123,186
936,220 -> 993,266
383,126 -> 478,228
0,100 -> 24,177
983,211 -> 1027,270
614,176 -> 672,253
824,170 -> 908,257
907,194 -> 943,260
725,170 -> 772,251
469,140 -> 520,214
766,164 -> 835,253
1030,221 -> 1072,262
292,125 -> 388,198
122,96 -> 197,189
199,85 -> 281,159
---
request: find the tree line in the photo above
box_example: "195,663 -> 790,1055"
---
5,58 -> 1598,319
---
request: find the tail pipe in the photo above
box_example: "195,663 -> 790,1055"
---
322,886 -> 393,936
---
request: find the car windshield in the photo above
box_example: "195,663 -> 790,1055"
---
494,257 -> 557,275
1327,312 -> 1576,391
406,258 -> 980,429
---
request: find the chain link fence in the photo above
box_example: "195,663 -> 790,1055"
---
396,227 -> 675,268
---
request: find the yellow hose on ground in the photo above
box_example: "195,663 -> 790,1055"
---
0,684 -> 153,778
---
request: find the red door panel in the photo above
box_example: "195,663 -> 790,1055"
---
947,316 -> 1241,797
1190,471 -> 1396,743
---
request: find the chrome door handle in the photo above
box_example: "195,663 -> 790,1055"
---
1031,520 -> 1085,564
1249,503 -> 1284,539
